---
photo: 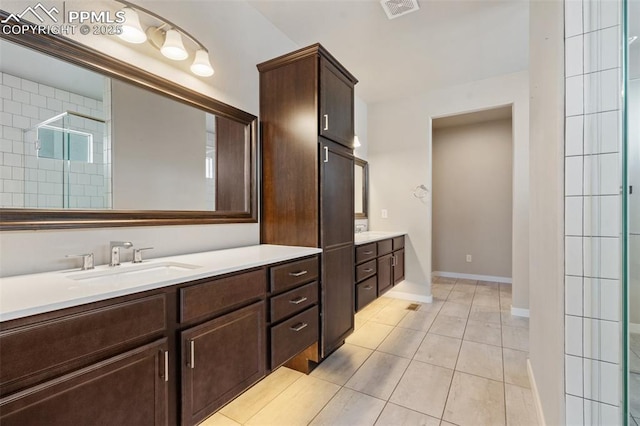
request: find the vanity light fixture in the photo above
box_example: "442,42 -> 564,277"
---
354,135 -> 361,148
114,0 -> 214,77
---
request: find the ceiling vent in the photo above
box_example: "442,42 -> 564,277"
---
380,0 -> 420,20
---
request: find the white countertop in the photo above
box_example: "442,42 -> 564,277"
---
0,244 -> 321,322
354,231 -> 407,245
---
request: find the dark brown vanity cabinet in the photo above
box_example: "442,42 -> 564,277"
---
355,236 -> 406,311
259,44 -> 358,367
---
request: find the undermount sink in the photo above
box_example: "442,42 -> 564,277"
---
67,261 -> 201,285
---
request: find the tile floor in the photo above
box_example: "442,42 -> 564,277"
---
202,277 -> 538,426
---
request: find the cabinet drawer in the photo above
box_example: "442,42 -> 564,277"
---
270,281 -> 318,323
355,259 -> 377,282
355,243 -> 377,264
270,305 -> 319,369
270,256 -> 319,293
377,239 -> 393,256
356,277 -> 377,311
180,269 -> 266,323
0,294 -> 166,396
393,236 -> 405,250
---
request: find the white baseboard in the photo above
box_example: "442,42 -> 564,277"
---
527,359 -> 546,426
511,306 -> 530,318
385,290 -> 433,304
630,323 -> 640,334
432,271 -> 512,284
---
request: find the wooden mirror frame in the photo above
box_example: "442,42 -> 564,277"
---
0,13 -> 257,230
354,157 -> 368,220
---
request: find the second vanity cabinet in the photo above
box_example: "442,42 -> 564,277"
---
355,235 -> 406,311
0,252 -> 321,426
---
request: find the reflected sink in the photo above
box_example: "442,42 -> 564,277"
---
67,262 -> 202,285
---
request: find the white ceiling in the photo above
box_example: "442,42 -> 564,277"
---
247,0 -> 530,104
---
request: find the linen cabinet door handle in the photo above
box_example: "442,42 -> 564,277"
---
163,351 -> 169,382
323,146 -> 329,163
289,270 -> 308,277
363,268 -> 374,273
289,296 -> 308,305
290,322 -> 308,332
323,114 -> 329,130
189,340 -> 195,369
363,285 -> 373,290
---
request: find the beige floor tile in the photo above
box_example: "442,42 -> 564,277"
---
501,312 -> 530,329
386,297 -> 421,310
375,403 -> 440,426
475,286 -> 500,297
434,276 -> 457,284
346,321 -> 394,349
439,302 -> 471,319
200,412 -> 242,426
421,300 -> 445,314
355,313 -> 368,331
500,296 -> 513,310
397,310 -> 438,332
220,367 -> 303,423
503,348 -> 530,388
505,384 -> 538,426
432,288 -> 452,300
345,351 -> 410,400
430,314 -> 467,339
631,350 -> 640,374
447,290 -> 474,305
440,422 -> 458,426
456,278 -> 478,285
389,360 -> 454,418
378,327 -> 426,359
310,343 -> 373,386
309,387 -> 386,426
503,325 -> 530,352
443,372 -> 505,426
357,302 -> 386,321
432,282 -> 455,291
456,340 -> 503,381
370,306 -> 410,326
245,375 -> 340,426
630,373 -> 640,417
472,294 -> 501,309
478,281 -> 501,289
414,333 -> 462,369
452,283 -> 477,293
464,320 -> 502,346
469,305 -> 502,324
500,283 -> 513,293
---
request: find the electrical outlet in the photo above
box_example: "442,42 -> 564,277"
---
381,209 -> 388,219
466,254 -> 472,263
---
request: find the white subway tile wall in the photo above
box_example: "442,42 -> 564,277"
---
0,72 -> 109,209
564,0 -> 623,424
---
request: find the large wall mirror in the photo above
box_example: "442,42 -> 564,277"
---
354,158 -> 368,219
0,15 -> 256,229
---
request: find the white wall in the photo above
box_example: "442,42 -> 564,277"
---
367,71 -> 529,309
432,118 -> 513,279
0,0 -> 299,276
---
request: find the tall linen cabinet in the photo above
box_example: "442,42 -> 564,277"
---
258,44 -> 357,369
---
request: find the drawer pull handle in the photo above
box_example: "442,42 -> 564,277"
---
363,285 -> 373,290
363,268 -> 374,273
189,340 -> 195,369
363,251 -> 374,255
289,270 -> 308,277
163,351 -> 169,382
290,322 -> 308,332
289,296 -> 308,305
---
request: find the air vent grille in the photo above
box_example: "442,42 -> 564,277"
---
380,0 -> 420,20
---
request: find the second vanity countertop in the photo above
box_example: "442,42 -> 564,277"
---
354,231 -> 407,245
0,244 -> 322,323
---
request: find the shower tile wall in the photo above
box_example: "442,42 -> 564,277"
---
564,0 -> 623,424
0,72 -> 108,209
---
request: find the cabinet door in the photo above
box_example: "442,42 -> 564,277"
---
393,249 -> 405,284
378,254 -> 393,295
0,339 -> 169,426
322,245 -> 355,357
320,58 -> 355,147
320,140 -> 354,249
181,302 -> 265,426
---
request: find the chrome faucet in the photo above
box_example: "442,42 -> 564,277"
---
110,241 -> 133,266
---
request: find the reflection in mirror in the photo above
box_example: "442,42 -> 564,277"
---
0,38 -> 251,213
354,157 -> 368,219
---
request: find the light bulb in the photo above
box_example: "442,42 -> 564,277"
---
191,49 -> 214,77
161,29 -> 188,61
118,7 -> 147,44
